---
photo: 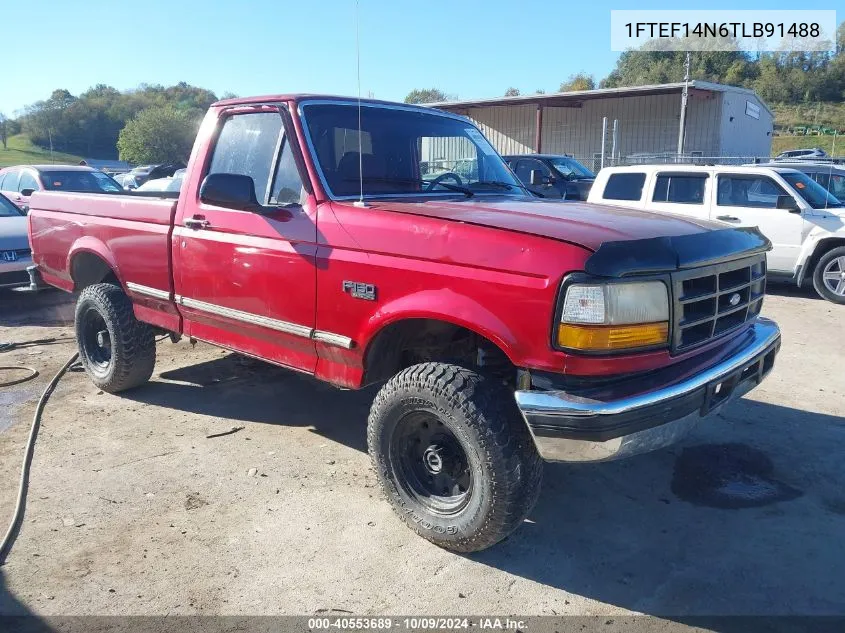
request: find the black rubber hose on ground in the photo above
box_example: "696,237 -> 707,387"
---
0,366 -> 39,388
0,352 -> 79,565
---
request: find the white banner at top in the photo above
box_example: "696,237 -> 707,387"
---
610,10 -> 838,52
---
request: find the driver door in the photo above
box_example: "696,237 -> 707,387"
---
173,106 -> 319,372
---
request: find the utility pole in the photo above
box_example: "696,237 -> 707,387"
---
677,51 -> 691,156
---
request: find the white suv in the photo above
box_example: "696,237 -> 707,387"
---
587,165 -> 845,303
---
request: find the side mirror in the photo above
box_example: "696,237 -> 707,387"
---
529,170 -> 553,186
21,205 -> 30,214
199,173 -> 259,211
776,194 -> 801,213
20,188 -> 35,197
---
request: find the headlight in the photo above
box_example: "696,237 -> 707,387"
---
557,280 -> 669,351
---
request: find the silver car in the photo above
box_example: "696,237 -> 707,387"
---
0,193 -> 32,289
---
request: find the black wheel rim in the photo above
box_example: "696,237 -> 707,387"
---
390,411 -> 472,515
80,307 -> 112,371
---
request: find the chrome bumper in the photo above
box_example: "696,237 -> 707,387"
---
515,318 -> 781,463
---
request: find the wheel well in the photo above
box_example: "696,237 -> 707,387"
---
362,319 -> 515,386
806,239 -> 845,284
71,252 -> 119,291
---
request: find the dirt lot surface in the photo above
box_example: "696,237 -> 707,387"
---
0,285 -> 843,618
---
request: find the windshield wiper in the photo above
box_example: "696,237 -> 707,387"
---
357,177 -> 474,198
476,180 -> 544,198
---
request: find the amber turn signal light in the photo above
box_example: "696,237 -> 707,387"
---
557,322 -> 669,351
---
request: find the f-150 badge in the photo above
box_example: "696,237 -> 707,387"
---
343,280 -> 376,301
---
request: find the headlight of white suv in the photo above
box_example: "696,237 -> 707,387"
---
557,280 -> 670,351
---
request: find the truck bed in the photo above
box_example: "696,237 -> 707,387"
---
28,190 -> 180,331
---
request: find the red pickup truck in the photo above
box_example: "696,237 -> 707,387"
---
27,95 -> 781,551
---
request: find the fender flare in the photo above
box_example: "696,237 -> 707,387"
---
795,232 -> 845,287
359,288 -> 520,364
66,236 -> 122,289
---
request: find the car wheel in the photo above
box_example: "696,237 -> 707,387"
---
368,362 -> 542,552
75,283 -> 156,392
812,246 -> 845,305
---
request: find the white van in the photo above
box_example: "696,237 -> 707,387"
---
587,165 -> 845,303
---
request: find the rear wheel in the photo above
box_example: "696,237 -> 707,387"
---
75,283 -> 155,392
368,362 -> 542,552
812,246 -> 845,304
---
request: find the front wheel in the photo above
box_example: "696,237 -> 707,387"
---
368,363 -> 542,552
75,283 -> 156,393
812,246 -> 845,304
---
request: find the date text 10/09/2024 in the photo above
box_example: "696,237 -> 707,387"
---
307,618 -> 527,630
624,22 -> 821,39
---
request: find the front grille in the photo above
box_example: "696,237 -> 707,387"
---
0,269 -> 30,287
672,255 -> 766,353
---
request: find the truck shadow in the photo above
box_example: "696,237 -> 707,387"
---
0,570 -> 53,630
126,353 -> 376,452
471,398 -> 845,617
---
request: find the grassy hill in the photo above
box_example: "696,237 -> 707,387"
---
0,134 -> 84,167
770,102 -> 845,157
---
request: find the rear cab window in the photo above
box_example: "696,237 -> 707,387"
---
603,172 -> 646,201
652,173 -> 707,205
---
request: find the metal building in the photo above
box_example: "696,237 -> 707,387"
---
432,81 -> 773,170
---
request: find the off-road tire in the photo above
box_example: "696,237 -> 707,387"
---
75,283 -> 155,393
368,362 -> 543,552
812,246 -> 845,305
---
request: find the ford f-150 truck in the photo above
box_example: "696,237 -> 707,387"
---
27,95 -> 782,552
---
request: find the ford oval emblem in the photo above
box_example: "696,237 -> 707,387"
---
729,293 -> 741,306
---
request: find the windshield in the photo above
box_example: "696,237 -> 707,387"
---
781,171 -> 843,209
41,171 -> 123,193
301,103 -> 523,198
549,157 -> 595,179
0,194 -> 22,217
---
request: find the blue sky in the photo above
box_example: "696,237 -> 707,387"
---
3,0 -> 838,116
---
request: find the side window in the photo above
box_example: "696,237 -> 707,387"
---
514,158 -> 551,184
603,173 -> 646,201
269,138 -> 305,205
652,174 -> 707,204
717,175 -> 787,208
1,170 -> 19,192
208,112 -> 283,204
18,171 -> 39,193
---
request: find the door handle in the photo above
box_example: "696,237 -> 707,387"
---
184,216 -> 211,229
716,215 -> 741,222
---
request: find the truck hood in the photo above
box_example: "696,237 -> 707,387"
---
0,216 -> 29,251
372,197 -> 719,252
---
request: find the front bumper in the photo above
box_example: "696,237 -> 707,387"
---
515,318 -> 781,463
0,254 -> 33,289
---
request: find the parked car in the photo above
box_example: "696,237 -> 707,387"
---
127,163 -> 185,186
0,165 -> 122,211
587,164 -> 845,303
752,162 -> 845,200
0,193 -> 33,289
503,154 -> 595,200
775,148 -> 827,160
135,176 -> 183,193
27,94 -> 781,551
113,173 -> 140,190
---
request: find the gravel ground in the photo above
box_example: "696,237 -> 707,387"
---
0,285 -> 842,618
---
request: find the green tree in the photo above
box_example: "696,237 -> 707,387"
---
404,88 -> 448,104
559,73 -> 595,92
117,106 -> 198,164
504,87 -> 520,96
0,113 -> 7,150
